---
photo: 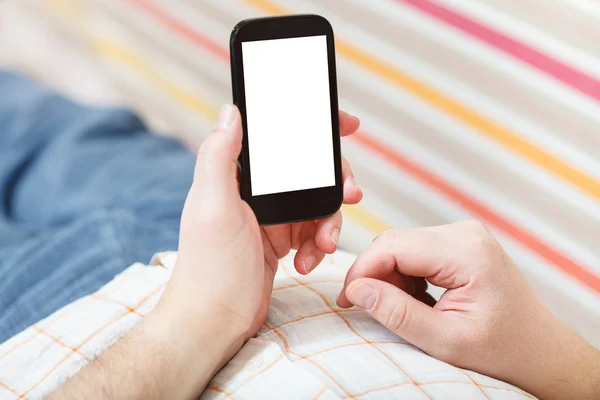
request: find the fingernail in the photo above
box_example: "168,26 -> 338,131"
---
331,228 -> 340,247
303,255 -> 315,274
216,104 -> 235,129
348,283 -> 378,311
353,177 -> 360,192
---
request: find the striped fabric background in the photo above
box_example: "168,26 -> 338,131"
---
2,0 -> 599,347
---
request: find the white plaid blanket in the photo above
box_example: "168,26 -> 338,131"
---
0,250 -> 535,399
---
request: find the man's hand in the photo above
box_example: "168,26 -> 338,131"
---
261,110 -> 362,276
157,104 -> 361,393
165,105 -> 361,340
337,221 -> 600,400
50,104 -> 361,400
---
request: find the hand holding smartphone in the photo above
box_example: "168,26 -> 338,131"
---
230,14 -> 343,225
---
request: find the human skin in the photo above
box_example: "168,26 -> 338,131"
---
49,105 -> 362,399
50,105 -> 599,400
337,223 -> 600,400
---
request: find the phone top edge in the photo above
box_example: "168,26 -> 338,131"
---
230,14 -> 333,43
231,14 -> 331,30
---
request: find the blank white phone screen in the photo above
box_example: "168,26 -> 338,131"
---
242,35 -> 335,196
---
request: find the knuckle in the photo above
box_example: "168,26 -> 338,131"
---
198,130 -> 228,155
455,220 -> 497,257
186,197 -> 230,228
191,206 -> 226,228
467,234 -> 492,256
382,302 -> 408,333
198,133 -> 219,153
336,211 -> 343,227
377,228 -> 401,244
457,219 -> 488,234
373,229 -> 402,260
342,157 -> 350,169
195,151 -> 218,176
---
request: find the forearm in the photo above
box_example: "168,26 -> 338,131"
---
48,306 -> 244,400
540,326 -> 600,400
513,315 -> 600,400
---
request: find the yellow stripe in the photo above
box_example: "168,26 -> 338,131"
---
93,39 -> 218,121
44,0 -> 86,20
246,0 -> 600,202
42,0 -> 391,237
342,204 -> 390,234
43,0 -> 216,119
98,37 -> 385,234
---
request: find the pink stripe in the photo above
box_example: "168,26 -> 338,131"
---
397,0 -> 600,102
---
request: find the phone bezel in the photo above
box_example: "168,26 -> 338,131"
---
230,14 -> 343,226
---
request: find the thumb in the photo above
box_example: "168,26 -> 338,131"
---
193,104 -> 242,200
346,278 -> 444,351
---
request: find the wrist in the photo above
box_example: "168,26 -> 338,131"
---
150,298 -> 246,357
551,328 -> 600,400
518,316 -> 600,400
144,302 -> 245,395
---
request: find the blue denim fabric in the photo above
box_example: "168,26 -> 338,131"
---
0,71 -> 196,342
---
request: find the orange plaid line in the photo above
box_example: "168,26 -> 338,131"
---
271,271 -> 506,400
223,354 -> 284,399
133,283 -> 166,310
268,264 -> 517,399
0,378 -> 24,399
18,283 -> 165,398
273,283 -> 307,292
419,380 -> 534,399
263,294 -> 358,399
18,310 -> 132,399
92,293 -> 144,317
290,349 -> 355,399
259,309 -> 362,338
0,333 -> 38,366
421,379 -> 474,385
206,385 -> 233,397
0,305 -> 71,363
344,379 -> 534,399
461,370 -> 492,400
32,326 -> 92,362
477,383 -> 534,399
293,340 -> 410,361
273,279 -> 343,292
0,302 -> 83,399
310,385 -> 327,400
293,341 -> 364,360
346,380 -> 413,398
293,340 -> 412,399
263,320 -> 355,398
263,321 -> 290,352
279,261 -> 433,400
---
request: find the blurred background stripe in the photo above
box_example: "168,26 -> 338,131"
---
399,0 -> 600,101
2,0 -> 599,346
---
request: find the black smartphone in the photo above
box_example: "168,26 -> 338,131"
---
230,14 -> 343,226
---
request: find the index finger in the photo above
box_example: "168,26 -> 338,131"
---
339,110 -> 360,137
336,228 -> 470,308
